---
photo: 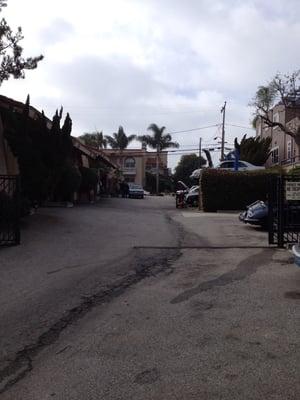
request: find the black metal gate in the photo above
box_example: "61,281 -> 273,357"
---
269,175 -> 300,247
0,175 -> 20,246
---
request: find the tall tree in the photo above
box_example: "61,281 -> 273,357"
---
251,70 -> 300,144
174,154 -> 206,185
105,126 -> 135,150
234,135 -> 272,166
138,123 -> 179,194
0,1 -> 43,85
3,97 -> 75,203
79,131 -> 107,149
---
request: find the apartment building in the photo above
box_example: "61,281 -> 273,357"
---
256,101 -> 300,169
102,145 -> 169,186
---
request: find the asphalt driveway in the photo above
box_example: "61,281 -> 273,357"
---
0,197 -> 299,399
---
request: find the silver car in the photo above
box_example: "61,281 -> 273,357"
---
128,183 -> 144,199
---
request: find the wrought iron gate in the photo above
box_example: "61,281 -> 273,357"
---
0,175 -> 20,246
269,175 -> 300,247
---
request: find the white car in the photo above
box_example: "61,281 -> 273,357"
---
190,161 -> 264,178
215,160 -> 265,171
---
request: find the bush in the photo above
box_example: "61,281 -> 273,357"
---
200,169 -> 280,212
79,167 -> 98,192
287,166 -> 300,176
145,172 -> 173,193
55,163 -> 82,201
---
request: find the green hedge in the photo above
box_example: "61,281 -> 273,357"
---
79,167 -> 98,192
55,163 -> 82,201
200,169 -> 280,212
288,166 -> 300,175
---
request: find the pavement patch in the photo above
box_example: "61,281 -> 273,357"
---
134,368 -> 160,385
170,249 -> 273,304
284,291 -> 300,299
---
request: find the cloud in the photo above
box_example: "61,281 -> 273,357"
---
39,19 -> 74,46
2,0 -> 300,169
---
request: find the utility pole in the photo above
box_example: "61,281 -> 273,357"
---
220,101 -> 226,161
156,143 -> 160,195
199,137 -> 202,168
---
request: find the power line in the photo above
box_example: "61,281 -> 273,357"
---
226,123 -> 254,130
167,146 -> 234,154
167,124 -> 220,135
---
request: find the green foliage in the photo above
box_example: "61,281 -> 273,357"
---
2,96 -> 74,204
79,131 -> 107,149
105,126 -> 135,150
79,167 -> 98,192
55,163 -> 81,201
174,154 -> 206,185
288,166 -> 300,175
252,84 -> 277,113
200,169 -> 280,212
0,1 -> 43,85
145,172 -> 172,193
138,123 -> 179,150
234,134 -> 272,166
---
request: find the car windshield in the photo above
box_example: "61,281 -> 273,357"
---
129,184 -> 142,189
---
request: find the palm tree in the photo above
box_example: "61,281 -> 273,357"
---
105,126 -> 136,150
234,134 -> 272,166
79,131 -> 107,149
139,123 -> 179,194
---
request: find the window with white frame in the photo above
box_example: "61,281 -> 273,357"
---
124,157 -> 136,168
273,112 -> 280,123
271,147 -> 279,164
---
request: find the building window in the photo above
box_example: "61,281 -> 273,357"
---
124,157 -> 135,168
287,141 -> 292,160
271,147 -> 279,164
273,112 -> 280,123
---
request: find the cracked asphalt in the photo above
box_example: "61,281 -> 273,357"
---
0,196 -> 299,399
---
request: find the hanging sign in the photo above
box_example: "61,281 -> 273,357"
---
285,181 -> 300,201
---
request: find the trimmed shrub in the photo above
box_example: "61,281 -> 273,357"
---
200,169 -> 280,212
55,163 -> 82,201
79,167 -> 98,193
287,166 -> 300,176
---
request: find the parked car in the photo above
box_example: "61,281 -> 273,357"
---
239,200 -> 268,227
185,185 -> 199,207
216,160 -> 265,171
128,183 -> 144,199
190,161 -> 264,179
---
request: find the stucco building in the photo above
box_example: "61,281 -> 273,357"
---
256,100 -> 300,169
102,145 -> 169,186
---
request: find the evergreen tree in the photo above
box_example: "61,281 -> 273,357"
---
174,154 -> 206,185
0,1 -> 43,85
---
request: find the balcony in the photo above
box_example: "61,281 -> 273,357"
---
122,167 -> 136,175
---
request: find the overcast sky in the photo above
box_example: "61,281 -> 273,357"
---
2,0 -> 300,168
